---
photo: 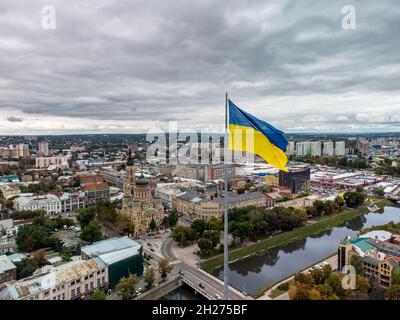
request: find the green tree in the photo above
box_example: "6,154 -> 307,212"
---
313,200 -> 325,216
80,221 -> 102,242
326,273 -> 345,298
334,196 -> 345,208
149,218 -> 157,231
356,275 -> 370,294
116,274 -> 138,300
294,273 -> 314,285
190,219 -> 208,238
392,270 -> 400,285
344,191 -> 366,208
322,264 -> 333,282
373,188 -> 385,197
77,207 -> 97,228
349,255 -> 363,275
172,225 -> 195,247
202,230 -> 220,247
144,266 -> 156,288
207,216 -> 223,231
91,289 -> 106,300
231,221 -> 251,243
15,258 -> 38,279
166,211 -> 179,227
309,268 -> 324,285
16,224 -> 50,252
197,238 -> 214,256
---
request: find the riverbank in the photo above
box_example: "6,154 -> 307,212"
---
200,198 -> 392,274
255,254 -> 337,299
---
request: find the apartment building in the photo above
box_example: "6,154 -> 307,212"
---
0,255 -> 17,284
175,191 -> 267,221
35,156 -> 69,169
80,183 -> 110,206
13,194 -> 62,215
339,231 -> 400,288
100,168 -> 126,188
0,259 -> 108,300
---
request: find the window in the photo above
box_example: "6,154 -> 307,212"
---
76,287 -> 81,295
71,289 -> 76,297
85,283 -> 89,292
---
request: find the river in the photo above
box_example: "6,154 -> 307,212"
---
160,283 -> 205,300
214,205 -> 400,295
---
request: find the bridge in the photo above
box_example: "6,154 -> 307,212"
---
158,239 -> 252,300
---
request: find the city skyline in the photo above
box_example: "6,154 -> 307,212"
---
1,1 -> 400,135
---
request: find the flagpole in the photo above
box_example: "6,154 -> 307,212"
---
224,92 -> 229,300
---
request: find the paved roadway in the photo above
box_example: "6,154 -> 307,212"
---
161,238 -> 251,300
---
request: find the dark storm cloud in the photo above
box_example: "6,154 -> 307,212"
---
6,116 -> 23,122
0,0 -> 399,133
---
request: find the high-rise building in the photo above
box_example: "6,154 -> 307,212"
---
16,144 -> 29,158
323,141 -> 334,157
335,141 -> 346,156
286,141 -> 296,156
38,141 -> 49,156
296,142 -> 311,157
310,141 -> 322,157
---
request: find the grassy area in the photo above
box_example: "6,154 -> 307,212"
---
201,198 -> 392,274
268,279 -> 295,299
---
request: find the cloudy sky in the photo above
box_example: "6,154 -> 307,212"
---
0,0 -> 399,135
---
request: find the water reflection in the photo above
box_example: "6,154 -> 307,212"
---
160,284 -> 205,300
214,206 -> 400,295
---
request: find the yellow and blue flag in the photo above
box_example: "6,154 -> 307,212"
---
228,99 -> 288,171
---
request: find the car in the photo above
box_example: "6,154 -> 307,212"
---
147,243 -> 152,246
136,288 -> 143,294
198,283 -> 205,289
178,270 -> 184,276
150,248 -> 155,252
214,294 -> 221,300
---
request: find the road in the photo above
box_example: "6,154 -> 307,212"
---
160,238 -> 251,300
177,262 -> 249,300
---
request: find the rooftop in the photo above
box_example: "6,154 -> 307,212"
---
81,236 -> 141,258
0,255 -> 16,273
80,182 -> 109,191
0,259 -> 105,300
96,247 -> 141,265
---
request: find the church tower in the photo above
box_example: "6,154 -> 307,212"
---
120,149 -> 164,237
124,149 -> 136,197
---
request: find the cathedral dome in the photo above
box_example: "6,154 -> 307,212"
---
135,173 -> 149,186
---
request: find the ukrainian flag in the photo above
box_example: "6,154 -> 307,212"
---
228,99 -> 288,171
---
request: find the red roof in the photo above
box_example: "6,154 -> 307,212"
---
81,182 -> 109,191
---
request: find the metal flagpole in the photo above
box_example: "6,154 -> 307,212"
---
223,92 -> 229,300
